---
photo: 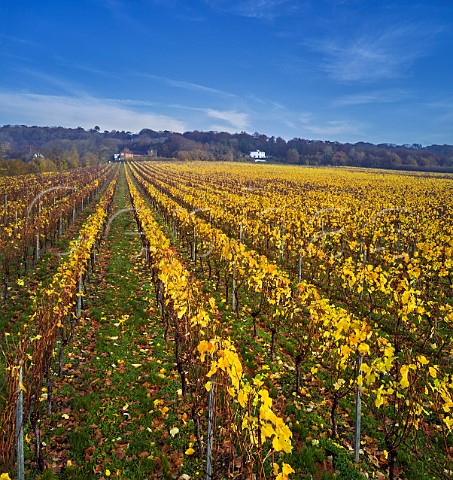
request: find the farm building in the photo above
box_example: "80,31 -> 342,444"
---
250,150 -> 266,159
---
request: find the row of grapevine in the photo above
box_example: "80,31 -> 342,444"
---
0,165 -> 114,301
137,162 -> 451,316
126,165 -> 295,479
0,169 -> 118,474
133,162 -> 452,392
129,161 -> 453,479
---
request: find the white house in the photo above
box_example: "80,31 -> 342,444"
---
250,150 -> 266,159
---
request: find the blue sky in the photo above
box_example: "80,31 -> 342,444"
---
0,0 -> 452,145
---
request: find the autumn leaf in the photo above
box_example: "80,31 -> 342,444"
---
400,364 -> 410,389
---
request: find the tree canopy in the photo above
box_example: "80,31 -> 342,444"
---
1,125 -> 452,175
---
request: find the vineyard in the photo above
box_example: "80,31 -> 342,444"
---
0,161 -> 452,480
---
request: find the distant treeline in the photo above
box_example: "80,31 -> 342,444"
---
1,125 -> 452,175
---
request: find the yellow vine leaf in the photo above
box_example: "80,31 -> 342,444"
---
375,388 -> 384,408
401,290 -> 410,305
261,422 -> 275,439
444,416 -> 453,431
282,464 -> 295,475
238,388 -> 248,408
276,462 -> 295,479
400,365 -> 410,389
358,343 -> 370,355
417,355 -> 429,365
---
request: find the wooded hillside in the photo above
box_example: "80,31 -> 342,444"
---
1,125 -> 452,175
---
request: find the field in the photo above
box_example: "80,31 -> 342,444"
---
1,161 -> 452,480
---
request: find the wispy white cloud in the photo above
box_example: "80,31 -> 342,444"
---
240,96 -> 366,141
0,91 -> 252,134
97,0 -> 143,30
300,118 -> 364,137
98,0 -> 123,11
91,69 -> 239,99
12,66 -> 88,97
205,108 -> 249,130
163,78 -> 237,98
332,89 -> 410,107
53,61 -> 239,100
423,97 -> 453,129
56,61 -> 121,79
98,0 -> 127,18
314,23 -> 436,82
269,109 -> 366,140
424,96 -> 453,111
0,92 -> 185,132
204,0 -> 299,20
0,34 -> 38,48
99,0 -> 207,25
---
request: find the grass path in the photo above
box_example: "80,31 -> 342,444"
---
36,167 -> 196,479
